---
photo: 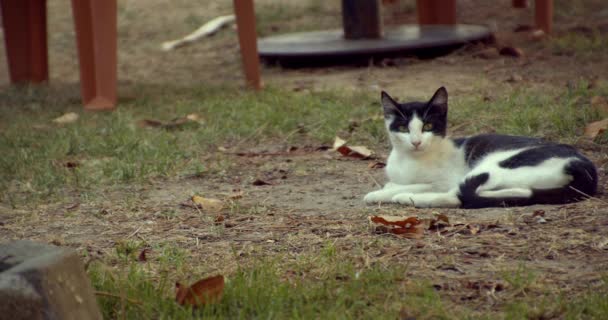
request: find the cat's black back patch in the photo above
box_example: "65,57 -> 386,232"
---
498,144 -> 585,168
454,134 -> 545,167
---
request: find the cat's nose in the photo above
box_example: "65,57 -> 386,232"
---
411,141 -> 421,148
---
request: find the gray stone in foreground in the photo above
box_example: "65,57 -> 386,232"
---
0,240 -> 102,320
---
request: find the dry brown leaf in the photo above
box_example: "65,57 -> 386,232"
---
583,118 -> 608,139
591,96 -> 608,114
191,195 -> 224,212
214,215 -> 225,225
64,161 -> 80,169
175,275 -> 224,307
333,136 -> 374,159
52,112 -> 79,124
138,119 -> 163,128
532,210 -> 545,217
369,215 -> 424,239
138,248 -> 150,262
252,179 -> 273,186
429,213 -> 450,230
499,46 -> 524,58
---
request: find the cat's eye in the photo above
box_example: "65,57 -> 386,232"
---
423,123 -> 433,131
398,125 -> 409,133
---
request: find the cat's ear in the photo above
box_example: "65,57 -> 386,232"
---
381,91 -> 398,117
428,87 -> 448,114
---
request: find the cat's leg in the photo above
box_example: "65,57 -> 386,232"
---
393,189 -> 461,208
478,188 -> 532,198
364,183 -> 433,203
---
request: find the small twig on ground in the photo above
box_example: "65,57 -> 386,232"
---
126,226 -> 143,239
570,186 -> 608,205
366,172 -> 382,188
232,122 -> 269,151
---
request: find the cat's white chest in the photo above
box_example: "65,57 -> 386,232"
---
385,143 -> 466,191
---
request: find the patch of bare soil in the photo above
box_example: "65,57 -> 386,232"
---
1,146 -> 608,312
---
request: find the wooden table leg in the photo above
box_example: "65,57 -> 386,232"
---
342,0 -> 382,39
0,0 -> 48,83
71,0 -> 117,110
416,0 -> 456,25
233,0 -> 262,90
535,0 -> 553,34
512,0 -> 528,8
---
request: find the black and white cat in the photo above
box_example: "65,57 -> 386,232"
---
364,87 -> 598,209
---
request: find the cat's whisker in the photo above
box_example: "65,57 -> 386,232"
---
568,186 -> 608,205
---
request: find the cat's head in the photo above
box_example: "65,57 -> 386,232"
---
381,87 -> 448,153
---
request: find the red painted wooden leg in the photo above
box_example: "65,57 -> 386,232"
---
416,0 -> 456,25
0,0 -> 48,83
512,0 -> 528,8
233,0 -> 262,90
71,0 -> 117,110
535,0 -> 553,34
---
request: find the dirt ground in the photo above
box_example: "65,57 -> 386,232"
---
2,0 -> 608,314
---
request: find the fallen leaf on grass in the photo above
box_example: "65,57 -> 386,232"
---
138,249 -> 150,262
64,161 -> 80,169
175,275 -> 224,307
214,215 -> 225,225
333,136 -> 374,159
583,118 -> 608,139
591,96 -> 608,114
52,112 -> 79,124
191,195 -> 224,212
369,215 -> 425,239
138,113 -> 204,130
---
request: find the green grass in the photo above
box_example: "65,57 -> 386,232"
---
550,32 -> 608,58
449,80 -> 608,142
89,245 -> 608,319
89,244 -> 455,320
0,85 -> 378,206
1,82 -> 607,206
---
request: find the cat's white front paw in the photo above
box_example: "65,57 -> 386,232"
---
396,193 -> 461,208
391,193 -> 416,206
364,190 -> 395,203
